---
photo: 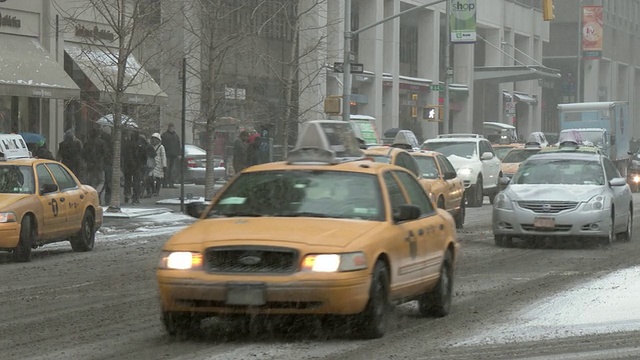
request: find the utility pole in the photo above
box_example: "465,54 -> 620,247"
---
576,0 -> 583,103
341,0 -> 447,124
443,0 -> 451,134
180,57 -> 187,213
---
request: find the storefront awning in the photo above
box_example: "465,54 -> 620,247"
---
502,91 -> 538,105
0,34 -> 80,99
474,65 -> 561,83
65,44 -> 167,104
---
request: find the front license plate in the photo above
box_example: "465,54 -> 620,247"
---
534,217 -> 555,228
226,283 -> 266,306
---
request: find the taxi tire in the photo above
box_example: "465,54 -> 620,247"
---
418,251 -> 453,318
454,198 -> 465,229
14,216 -> 34,263
70,211 -> 95,252
467,177 -> 483,208
355,260 -> 390,339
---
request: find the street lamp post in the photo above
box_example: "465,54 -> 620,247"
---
342,0 -> 448,125
443,0 -> 451,134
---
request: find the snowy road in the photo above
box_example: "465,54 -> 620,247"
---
3,196 -> 640,360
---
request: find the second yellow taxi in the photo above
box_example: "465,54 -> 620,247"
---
156,121 -> 458,339
0,134 -> 103,262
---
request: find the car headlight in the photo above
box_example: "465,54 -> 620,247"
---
584,195 -> 605,211
158,251 -> 203,270
494,193 -> 513,210
633,175 -> 640,183
458,168 -> 474,176
300,252 -> 368,272
0,212 -> 17,223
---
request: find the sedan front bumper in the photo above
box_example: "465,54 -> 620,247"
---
493,205 -> 610,239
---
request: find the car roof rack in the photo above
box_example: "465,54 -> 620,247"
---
0,134 -> 32,161
287,120 -> 366,164
437,133 -> 484,139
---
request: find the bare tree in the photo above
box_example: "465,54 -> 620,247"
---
255,0 -> 335,155
55,0 -> 168,211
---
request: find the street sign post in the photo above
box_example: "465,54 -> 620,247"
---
430,84 -> 445,92
334,62 -> 364,74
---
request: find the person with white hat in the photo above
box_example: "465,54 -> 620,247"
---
150,133 -> 167,196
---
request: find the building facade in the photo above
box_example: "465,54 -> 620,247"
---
543,0 -> 640,138
300,0 -> 556,142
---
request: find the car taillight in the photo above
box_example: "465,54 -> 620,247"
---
186,158 -> 197,168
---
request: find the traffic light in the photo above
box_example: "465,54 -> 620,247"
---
423,106 -> 440,121
542,0 -> 555,21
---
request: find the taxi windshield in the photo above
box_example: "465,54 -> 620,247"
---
413,156 -> 439,179
494,146 -> 517,160
0,165 -> 35,194
208,170 -> 384,221
502,149 -> 541,163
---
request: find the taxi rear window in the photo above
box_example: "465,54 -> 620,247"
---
0,165 -> 35,194
208,170 -> 384,221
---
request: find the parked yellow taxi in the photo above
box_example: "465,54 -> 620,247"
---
500,143 -> 543,179
493,143 -> 524,161
156,121 -> 458,339
0,134 -> 102,262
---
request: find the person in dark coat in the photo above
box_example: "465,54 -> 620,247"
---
246,133 -> 260,167
233,131 -> 250,174
57,129 -> 84,179
83,128 -> 109,204
100,126 -> 114,205
122,132 -> 146,204
34,139 -> 54,160
161,123 -> 181,188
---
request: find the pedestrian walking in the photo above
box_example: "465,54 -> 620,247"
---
83,128 -> 109,204
100,126 -> 114,205
150,133 -> 167,196
233,130 -> 250,174
140,134 -> 157,198
161,123 -> 181,188
57,129 -> 84,179
122,132 -> 146,204
246,132 -> 260,167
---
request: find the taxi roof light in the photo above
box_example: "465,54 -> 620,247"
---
0,134 -> 32,161
437,133 -> 484,139
390,130 -> 420,150
287,120 -> 365,164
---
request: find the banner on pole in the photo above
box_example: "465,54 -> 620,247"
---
582,6 -> 603,59
450,0 -> 477,44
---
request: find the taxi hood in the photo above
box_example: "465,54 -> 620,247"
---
0,194 -> 31,210
166,217 -> 385,249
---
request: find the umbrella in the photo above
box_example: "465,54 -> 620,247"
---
19,132 -> 46,144
96,114 -> 139,129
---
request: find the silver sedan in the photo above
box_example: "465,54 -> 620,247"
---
493,152 -> 633,247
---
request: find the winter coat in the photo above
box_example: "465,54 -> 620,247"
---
161,130 -> 181,158
34,146 -> 54,160
233,138 -> 248,173
83,136 -> 109,172
152,144 -> 167,178
122,135 -> 147,173
58,138 -> 83,175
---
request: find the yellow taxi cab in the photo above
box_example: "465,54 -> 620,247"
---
156,120 -> 459,339
500,142 -> 542,179
363,132 -> 464,229
410,150 -> 465,229
493,143 -> 524,161
0,134 -> 102,262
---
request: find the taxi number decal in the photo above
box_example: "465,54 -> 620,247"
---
50,199 -> 59,217
404,230 -> 417,259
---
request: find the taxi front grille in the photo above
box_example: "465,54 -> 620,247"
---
517,201 -> 578,213
204,246 -> 298,274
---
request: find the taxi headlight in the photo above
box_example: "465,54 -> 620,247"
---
633,175 -> 640,183
494,193 -> 513,210
458,168 -> 473,177
0,212 -> 17,223
158,251 -> 203,270
300,252 -> 368,272
584,195 -> 604,211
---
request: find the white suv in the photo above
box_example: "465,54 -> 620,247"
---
422,134 -> 502,207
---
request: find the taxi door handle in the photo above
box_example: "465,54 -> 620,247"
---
80,194 -> 84,199
59,197 -> 65,202
418,229 -> 424,236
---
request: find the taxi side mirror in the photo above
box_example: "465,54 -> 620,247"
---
185,202 -> 209,218
393,204 -> 421,222
40,183 -> 58,194
443,171 -> 457,180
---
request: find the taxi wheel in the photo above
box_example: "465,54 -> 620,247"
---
418,251 -> 453,318
70,211 -> 95,252
162,311 -> 201,337
454,198 -> 465,229
355,260 -> 390,339
13,216 -> 34,263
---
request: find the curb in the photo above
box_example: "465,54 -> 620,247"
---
102,207 -> 174,219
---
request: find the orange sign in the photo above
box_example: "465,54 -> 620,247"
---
582,6 -> 603,59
